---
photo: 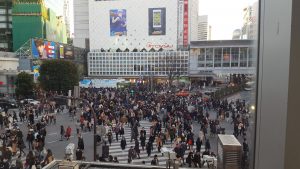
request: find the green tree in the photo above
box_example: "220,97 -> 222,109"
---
39,60 -> 79,92
15,72 -> 34,98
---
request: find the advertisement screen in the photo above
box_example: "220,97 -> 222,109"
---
149,8 -> 166,36
32,39 -> 57,59
32,65 -> 40,81
63,45 -> 74,59
110,9 -> 127,36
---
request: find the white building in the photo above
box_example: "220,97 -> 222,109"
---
241,2 -> 258,40
73,0 -> 89,48
88,51 -> 189,78
63,0 -> 71,38
0,52 -> 19,95
189,0 -> 199,42
232,29 -> 242,40
88,0 -> 178,51
197,15 -> 210,41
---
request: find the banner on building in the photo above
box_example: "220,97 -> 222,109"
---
148,8 -> 166,36
110,9 -> 127,36
183,0 -> 189,47
32,39 -> 57,59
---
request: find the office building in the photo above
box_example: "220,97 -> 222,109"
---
0,0 -> 12,52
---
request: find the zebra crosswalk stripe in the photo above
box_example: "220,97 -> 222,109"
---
103,120 -> 206,166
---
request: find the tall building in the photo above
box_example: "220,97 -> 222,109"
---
197,15 -> 210,41
12,0 -> 67,51
63,0 -> 71,38
241,2 -> 258,40
189,0 -> 199,42
232,29 -> 242,40
73,0 -> 89,49
177,0 -> 199,49
0,0 -> 12,52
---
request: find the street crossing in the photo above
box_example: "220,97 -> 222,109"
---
103,120 -> 206,166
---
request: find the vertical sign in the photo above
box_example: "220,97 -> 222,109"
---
183,0 -> 189,47
177,0 -> 184,47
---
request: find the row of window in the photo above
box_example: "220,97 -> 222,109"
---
195,47 -> 254,68
89,71 -> 188,76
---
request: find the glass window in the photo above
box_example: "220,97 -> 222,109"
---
223,48 -> 230,67
214,48 -> 222,67
206,48 -> 213,67
231,48 -> 239,67
240,47 -> 248,67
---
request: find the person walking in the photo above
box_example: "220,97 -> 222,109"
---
66,126 -> 72,140
134,139 -> 141,159
140,132 -> 146,151
60,125 -> 65,141
120,136 -> 127,152
146,142 -> 152,157
128,146 -> 135,163
26,129 -> 34,150
151,154 -> 159,166
107,129 -> 113,146
196,137 -> 202,152
186,152 -> 194,167
205,139 -> 211,151
78,135 -> 85,150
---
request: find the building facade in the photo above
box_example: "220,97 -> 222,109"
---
241,2 -> 258,40
88,0 -> 178,51
73,0 -> 89,49
189,40 -> 256,79
189,0 -> 199,42
0,52 -> 19,95
88,51 -> 189,79
12,0 -> 67,51
0,0 -> 12,52
197,15 -> 209,41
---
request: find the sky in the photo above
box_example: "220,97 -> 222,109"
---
198,0 -> 258,40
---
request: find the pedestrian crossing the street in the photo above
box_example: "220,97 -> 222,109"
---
103,120 -> 206,166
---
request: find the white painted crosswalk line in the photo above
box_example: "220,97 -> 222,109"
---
103,120 -> 206,166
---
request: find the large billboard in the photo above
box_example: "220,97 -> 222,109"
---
32,39 -> 74,60
110,9 -> 127,36
32,39 -> 57,59
148,8 -> 166,35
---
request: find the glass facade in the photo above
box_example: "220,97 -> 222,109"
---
88,51 -> 189,77
193,47 -> 254,68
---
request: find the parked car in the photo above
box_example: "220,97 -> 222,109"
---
0,98 -> 18,109
20,99 -> 40,105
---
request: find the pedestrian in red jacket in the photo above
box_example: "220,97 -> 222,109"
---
66,126 -> 72,140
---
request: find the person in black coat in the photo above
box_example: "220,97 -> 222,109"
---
134,139 -> 140,159
196,137 -> 202,152
121,136 -> 127,151
193,151 -> 201,168
140,132 -> 146,151
205,139 -> 211,151
186,152 -> 194,167
146,142 -> 152,157
78,136 -> 84,150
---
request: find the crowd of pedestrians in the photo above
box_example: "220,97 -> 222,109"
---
0,84 -> 251,168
